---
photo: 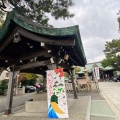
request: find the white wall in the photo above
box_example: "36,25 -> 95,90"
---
0,70 -> 9,81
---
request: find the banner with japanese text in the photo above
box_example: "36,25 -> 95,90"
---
46,68 -> 69,118
94,67 -> 100,80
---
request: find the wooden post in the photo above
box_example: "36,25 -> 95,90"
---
54,57 -> 58,69
5,65 -> 18,115
43,74 -> 46,90
70,69 -> 78,99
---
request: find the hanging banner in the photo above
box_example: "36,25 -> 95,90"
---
94,67 -> 100,80
47,68 -> 69,118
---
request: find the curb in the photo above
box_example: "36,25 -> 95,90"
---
85,96 -> 91,120
100,92 -> 120,120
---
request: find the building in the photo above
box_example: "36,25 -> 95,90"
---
0,70 -> 9,81
77,62 -> 114,80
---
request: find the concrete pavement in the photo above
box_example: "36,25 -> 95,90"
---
0,82 -> 120,120
0,93 -> 35,113
99,82 -> 120,120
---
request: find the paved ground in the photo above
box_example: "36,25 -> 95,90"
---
99,82 -> 120,120
99,82 -> 120,111
0,93 -> 35,113
0,81 -> 120,120
0,96 -> 91,120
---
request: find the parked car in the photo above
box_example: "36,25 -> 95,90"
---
25,85 -> 36,93
34,84 -> 45,93
39,84 -> 45,91
113,75 -> 120,82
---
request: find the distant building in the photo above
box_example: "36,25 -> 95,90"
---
0,70 -> 9,81
76,62 -> 114,80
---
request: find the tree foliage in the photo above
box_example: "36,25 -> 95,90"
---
72,66 -> 81,75
118,17 -> 120,30
0,10 -> 5,28
101,39 -> 120,70
0,80 -> 8,95
74,66 -> 81,73
21,79 -> 36,86
0,0 -> 74,27
18,73 -> 37,83
64,72 -> 70,78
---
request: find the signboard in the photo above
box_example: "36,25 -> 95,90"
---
93,67 -> 100,80
46,68 -> 69,118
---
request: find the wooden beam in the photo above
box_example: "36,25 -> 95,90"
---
0,55 -> 14,62
16,60 -> 51,70
17,50 -> 52,61
40,44 -> 55,56
59,62 -> 71,70
41,43 -> 72,69
0,28 -> 17,53
17,27 -> 75,46
21,69 -> 46,75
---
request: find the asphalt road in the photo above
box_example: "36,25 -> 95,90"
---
0,93 -> 35,113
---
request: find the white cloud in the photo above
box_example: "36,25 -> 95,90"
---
49,0 -> 120,63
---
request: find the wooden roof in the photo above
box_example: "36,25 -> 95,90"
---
0,10 -> 87,74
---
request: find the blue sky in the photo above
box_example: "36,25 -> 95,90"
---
49,0 -> 120,63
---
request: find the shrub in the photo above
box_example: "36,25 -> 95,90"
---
21,79 -> 36,86
0,80 -> 8,95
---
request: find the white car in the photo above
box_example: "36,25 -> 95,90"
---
25,85 -> 36,93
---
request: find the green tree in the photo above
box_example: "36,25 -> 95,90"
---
0,80 -> 8,95
118,17 -> 120,31
25,73 -> 37,80
0,0 -> 74,27
18,73 -> 37,86
101,39 -> 120,70
72,66 -> 81,75
64,72 -> 70,78
0,10 -> 5,28
74,66 -> 81,73
117,10 -> 120,31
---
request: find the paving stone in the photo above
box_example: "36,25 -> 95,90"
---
91,100 -> 115,116
91,115 -> 117,120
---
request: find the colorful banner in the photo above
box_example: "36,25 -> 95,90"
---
47,68 -> 69,118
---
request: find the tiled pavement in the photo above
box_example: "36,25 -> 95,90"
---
99,82 -> 120,111
99,82 -> 120,120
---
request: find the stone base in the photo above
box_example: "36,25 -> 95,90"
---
33,93 -> 47,101
25,101 -> 47,113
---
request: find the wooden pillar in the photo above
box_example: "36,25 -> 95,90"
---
70,69 -> 78,99
102,70 -> 105,81
54,57 -> 58,69
43,74 -> 46,89
5,66 -> 18,115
